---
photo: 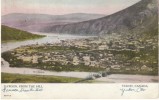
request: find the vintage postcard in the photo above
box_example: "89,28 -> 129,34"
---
1,0 -> 159,99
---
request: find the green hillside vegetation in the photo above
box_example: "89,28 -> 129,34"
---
1,73 -> 99,83
1,73 -> 81,83
1,25 -> 45,42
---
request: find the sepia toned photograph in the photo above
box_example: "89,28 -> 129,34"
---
1,0 -> 158,84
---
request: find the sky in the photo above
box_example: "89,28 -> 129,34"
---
2,0 -> 141,15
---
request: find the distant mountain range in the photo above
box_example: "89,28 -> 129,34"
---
43,0 -> 158,35
2,13 -> 105,32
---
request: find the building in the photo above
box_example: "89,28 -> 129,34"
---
22,56 -> 32,62
141,65 -> 153,71
72,56 -> 80,65
83,56 -> 91,66
90,61 -> 99,67
32,56 -> 39,63
111,65 -> 121,70
98,45 -> 109,50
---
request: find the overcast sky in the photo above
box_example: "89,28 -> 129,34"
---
2,0 -> 141,15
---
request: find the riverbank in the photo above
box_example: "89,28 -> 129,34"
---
1,59 -> 158,83
1,73 -> 81,83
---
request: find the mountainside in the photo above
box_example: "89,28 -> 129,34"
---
46,0 -> 158,35
2,13 -> 105,32
1,25 -> 44,42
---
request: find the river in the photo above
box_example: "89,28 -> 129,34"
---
1,33 -> 94,52
1,32 -> 158,83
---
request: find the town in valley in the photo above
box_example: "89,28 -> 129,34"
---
2,32 -> 157,75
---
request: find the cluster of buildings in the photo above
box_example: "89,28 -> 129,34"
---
10,33 -> 157,72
